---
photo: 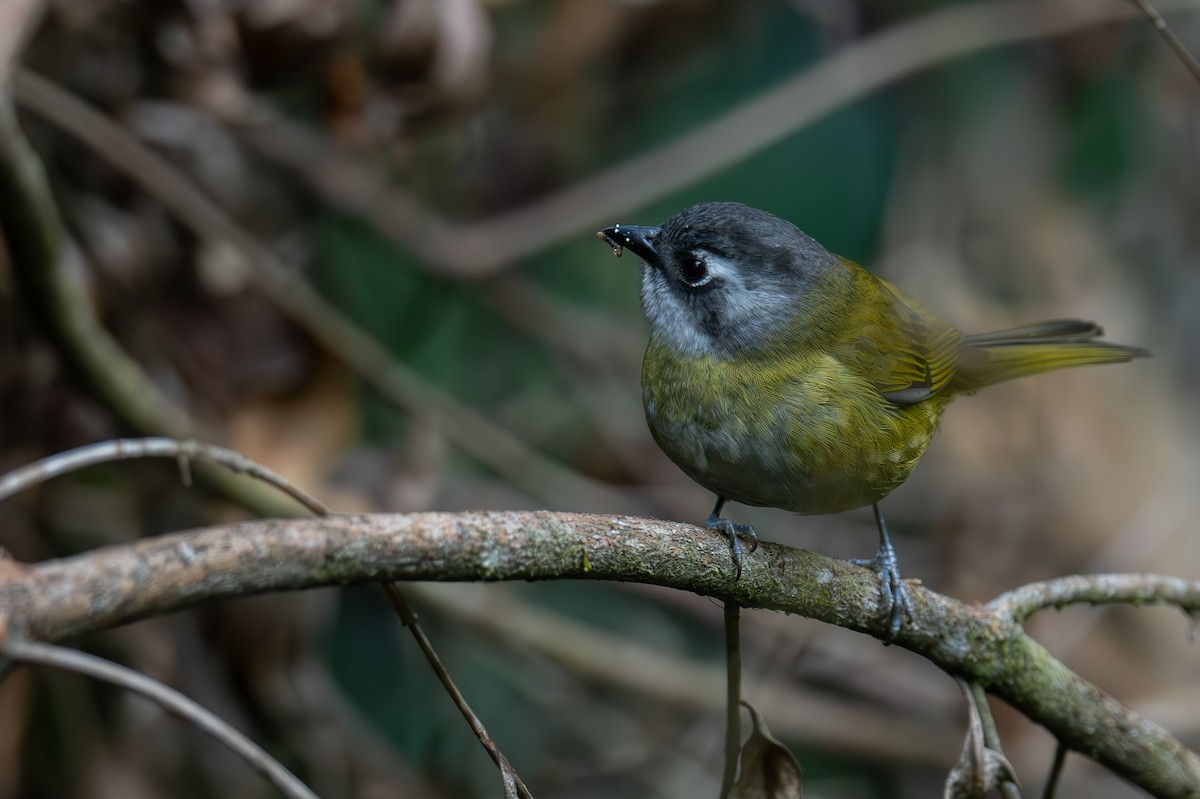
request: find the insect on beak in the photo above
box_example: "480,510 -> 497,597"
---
597,225 -> 662,267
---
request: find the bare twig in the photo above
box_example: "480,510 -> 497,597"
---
719,602 -> 742,799
383,584 -> 532,799
988,573 -> 1200,624
1042,744 -> 1068,799
1130,0 -> 1200,84
0,437 -> 330,515
0,638 -> 319,799
1,511 -> 1197,798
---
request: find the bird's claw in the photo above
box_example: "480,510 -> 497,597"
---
705,514 -> 758,579
851,548 -> 913,640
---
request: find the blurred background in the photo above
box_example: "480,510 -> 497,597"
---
1,1 -> 1198,797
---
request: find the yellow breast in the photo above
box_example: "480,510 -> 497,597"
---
641,342 -> 949,514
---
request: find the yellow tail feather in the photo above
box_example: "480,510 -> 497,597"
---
953,320 -> 1149,392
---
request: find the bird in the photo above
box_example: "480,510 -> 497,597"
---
597,201 -> 1149,635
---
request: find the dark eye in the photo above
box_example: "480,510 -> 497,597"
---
680,258 -> 709,285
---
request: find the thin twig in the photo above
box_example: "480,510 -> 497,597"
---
0,437 -> 330,515
1130,0 -> 1200,84
988,573 -> 1200,623
719,602 -> 742,799
0,638 -> 319,799
382,584 -> 532,799
1042,744 -> 1068,799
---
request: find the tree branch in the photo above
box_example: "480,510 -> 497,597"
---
1,511 -> 1198,797
989,573 -> 1200,624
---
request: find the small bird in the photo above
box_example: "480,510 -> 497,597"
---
598,201 -> 1148,635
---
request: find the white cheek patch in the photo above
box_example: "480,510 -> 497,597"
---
641,251 -> 800,358
700,253 -> 798,353
640,266 -> 713,357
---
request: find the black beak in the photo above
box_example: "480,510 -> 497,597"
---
597,225 -> 662,267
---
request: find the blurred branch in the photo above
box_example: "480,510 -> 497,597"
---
483,277 -> 645,378
719,602 -> 741,799
0,84 -> 307,517
2,511 -> 1198,798
1043,744 -> 1068,799
195,92 -> 654,444
0,85 -> 186,437
10,70 -> 640,515
1131,0 -> 1200,84
0,638 -> 319,799
219,0 -> 1198,278
224,95 -> 646,361
0,0 -> 43,84
988,573 -> 1200,623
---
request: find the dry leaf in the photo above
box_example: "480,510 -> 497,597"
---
944,683 -> 1018,799
732,701 -> 803,799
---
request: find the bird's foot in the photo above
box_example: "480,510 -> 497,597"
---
851,543 -> 913,640
704,513 -> 758,579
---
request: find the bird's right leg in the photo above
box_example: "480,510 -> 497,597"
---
850,503 -> 913,639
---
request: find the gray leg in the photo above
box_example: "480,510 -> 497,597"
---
704,497 -> 758,579
850,503 -> 913,638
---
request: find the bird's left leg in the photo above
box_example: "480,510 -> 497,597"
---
704,496 -> 758,579
850,503 -> 913,638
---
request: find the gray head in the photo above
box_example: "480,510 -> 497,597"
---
599,202 -> 844,358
